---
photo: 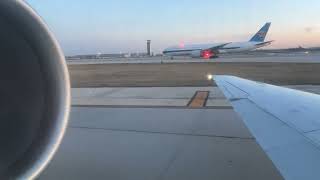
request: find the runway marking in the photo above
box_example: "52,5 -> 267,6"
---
188,91 -> 209,108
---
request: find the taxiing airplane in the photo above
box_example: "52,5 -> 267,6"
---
213,75 -> 320,180
163,22 -> 273,59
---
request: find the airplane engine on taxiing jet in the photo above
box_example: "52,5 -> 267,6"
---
0,1 -> 70,179
190,50 -> 201,58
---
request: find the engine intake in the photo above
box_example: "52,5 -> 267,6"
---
0,1 -> 70,179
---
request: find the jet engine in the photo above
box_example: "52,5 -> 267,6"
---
0,1 -> 70,179
190,50 -> 201,58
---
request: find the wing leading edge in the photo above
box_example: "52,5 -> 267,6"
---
214,75 -> 320,180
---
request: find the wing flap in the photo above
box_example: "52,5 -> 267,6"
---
214,75 -> 320,180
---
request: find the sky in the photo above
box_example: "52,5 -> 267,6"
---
26,0 -> 320,56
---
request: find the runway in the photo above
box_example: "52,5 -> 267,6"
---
40,54 -> 320,179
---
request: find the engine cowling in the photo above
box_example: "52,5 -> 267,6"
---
0,1 -> 70,179
190,50 -> 201,58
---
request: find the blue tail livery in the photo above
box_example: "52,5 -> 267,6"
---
250,22 -> 271,42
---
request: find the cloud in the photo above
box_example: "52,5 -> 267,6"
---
305,27 -> 313,33
305,25 -> 320,33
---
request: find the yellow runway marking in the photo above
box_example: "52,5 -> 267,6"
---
188,91 -> 209,108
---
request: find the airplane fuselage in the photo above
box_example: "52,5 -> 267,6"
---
163,22 -> 272,59
163,41 -> 271,58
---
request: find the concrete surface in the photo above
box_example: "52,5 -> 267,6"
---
72,86 -> 320,107
39,107 -> 283,180
72,87 -> 219,107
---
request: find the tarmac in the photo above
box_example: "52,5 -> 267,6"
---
71,85 -> 320,108
40,107 -> 282,180
39,54 -> 320,179
72,87 -> 230,108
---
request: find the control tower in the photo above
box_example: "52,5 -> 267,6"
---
147,40 -> 151,56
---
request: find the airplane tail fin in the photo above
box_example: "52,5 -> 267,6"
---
249,22 -> 271,42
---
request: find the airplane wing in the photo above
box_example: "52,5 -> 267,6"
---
208,43 -> 231,52
255,40 -> 274,46
214,75 -> 320,180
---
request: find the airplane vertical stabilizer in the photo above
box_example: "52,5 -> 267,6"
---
249,22 -> 271,42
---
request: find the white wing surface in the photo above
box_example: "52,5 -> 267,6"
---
214,75 -> 320,180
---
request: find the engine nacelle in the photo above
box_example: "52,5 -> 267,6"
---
190,50 -> 201,58
0,1 -> 70,179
